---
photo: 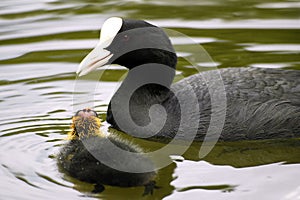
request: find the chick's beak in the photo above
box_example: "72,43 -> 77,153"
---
76,41 -> 113,77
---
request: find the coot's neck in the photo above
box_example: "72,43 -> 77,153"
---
107,63 -> 176,129
114,62 -> 176,105
110,44 -> 178,103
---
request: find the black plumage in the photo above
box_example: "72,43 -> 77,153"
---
57,109 -> 156,194
104,18 -> 300,141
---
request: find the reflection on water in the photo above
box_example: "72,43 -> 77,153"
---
168,161 -> 300,200
0,0 -> 299,199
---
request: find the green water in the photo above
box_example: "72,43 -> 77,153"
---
1,0 -> 300,199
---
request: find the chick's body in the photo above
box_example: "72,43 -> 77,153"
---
57,109 -> 156,193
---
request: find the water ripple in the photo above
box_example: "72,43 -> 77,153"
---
0,0 -> 299,199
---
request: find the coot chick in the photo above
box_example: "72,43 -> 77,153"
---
57,108 -> 157,195
76,17 -> 300,141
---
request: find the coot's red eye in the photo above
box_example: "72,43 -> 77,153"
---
123,34 -> 129,41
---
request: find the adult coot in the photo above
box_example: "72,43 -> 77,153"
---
76,17 -> 300,141
57,108 -> 157,195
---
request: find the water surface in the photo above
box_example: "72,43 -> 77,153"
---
1,0 -> 300,199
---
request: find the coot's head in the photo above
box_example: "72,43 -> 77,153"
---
77,17 -> 177,76
68,108 -> 104,140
